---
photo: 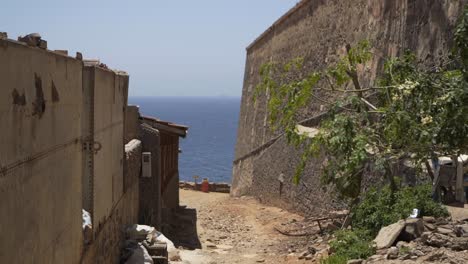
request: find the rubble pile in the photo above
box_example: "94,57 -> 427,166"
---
17,33 -> 47,49
122,224 -> 180,264
276,213 -> 468,263
357,216 -> 468,263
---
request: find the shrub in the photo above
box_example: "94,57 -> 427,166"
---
321,229 -> 375,264
320,254 -> 348,264
393,184 -> 449,219
352,184 -> 449,236
329,229 -> 376,260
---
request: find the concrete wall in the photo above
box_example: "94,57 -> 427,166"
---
0,37 -> 139,263
82,139 -> 141,264
86,66 -> 129,233
232,0 -> 467,215
125,105 -> 141,143
0,40 -> 83,263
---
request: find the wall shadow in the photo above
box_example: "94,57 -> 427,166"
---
164,207 -> 202,250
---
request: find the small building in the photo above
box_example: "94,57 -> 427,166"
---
138,115 -> 188,229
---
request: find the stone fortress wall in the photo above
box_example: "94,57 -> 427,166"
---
232,0 -> 467,215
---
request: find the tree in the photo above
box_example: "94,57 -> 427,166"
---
254,7 -> 468,203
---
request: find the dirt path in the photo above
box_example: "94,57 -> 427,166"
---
170,189 -> 317,264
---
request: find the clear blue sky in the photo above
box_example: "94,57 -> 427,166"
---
2,0 -> 299,96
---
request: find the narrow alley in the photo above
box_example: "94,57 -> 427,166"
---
168,190 -> 323,264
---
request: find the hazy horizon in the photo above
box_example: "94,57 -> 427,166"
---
1,0 -> 299,97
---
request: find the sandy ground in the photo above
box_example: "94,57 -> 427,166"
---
169,189 -> 316,264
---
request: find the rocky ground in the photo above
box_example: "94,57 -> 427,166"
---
164,190 -> 468,264
166,189 -> 327,264
364,214 -> 468,264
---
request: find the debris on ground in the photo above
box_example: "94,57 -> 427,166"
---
365,216 -> 468,263
122,224 -> 177,264
82,209 -> 93,245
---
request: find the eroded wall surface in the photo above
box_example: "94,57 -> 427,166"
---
0,38 -> 139,263
81,139 -> 141,264
232,0 -> 467,215
125,105 -> 141,143
88,66 -> 128,233
0,40 -> 83,263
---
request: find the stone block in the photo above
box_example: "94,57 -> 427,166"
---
39,39 -> 47,49
144,242 -> 167,257
436,227 -> 454,235
374,220 -> 406,249
54,50 -> 68,55
424,222 -> 436,231
386,246 -> 399,259
423,216 -> 435,223
152,256 -> 168,264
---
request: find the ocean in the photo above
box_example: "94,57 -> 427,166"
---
128,96 -> 240,183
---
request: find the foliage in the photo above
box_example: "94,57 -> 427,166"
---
454,4 -> 468,72
321,229 -> 375,264
320,254 -> 348,264
377,52 -> 468,164
322,183 -> 447,262
329,229 -> 375,259
352,184 -> 449,236
253,7 -> 468,201
399,246 -> 411,255
254,57 -> 321,139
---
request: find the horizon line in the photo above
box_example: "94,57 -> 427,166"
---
129,95 -> 241,98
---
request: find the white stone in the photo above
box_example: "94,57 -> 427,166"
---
295,125 -> 319,138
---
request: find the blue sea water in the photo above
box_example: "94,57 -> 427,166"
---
128,96 -> 240,183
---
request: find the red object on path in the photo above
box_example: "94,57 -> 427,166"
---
201,178 -> 210,193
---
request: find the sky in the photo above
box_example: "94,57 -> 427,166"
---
1,0 -> 299,97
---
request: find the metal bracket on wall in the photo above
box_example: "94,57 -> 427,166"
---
83,141 -> 102,154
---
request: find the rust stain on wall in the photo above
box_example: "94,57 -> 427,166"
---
11,89 -> 26,106
51,80 -> 60,102
32,73 -> 46,117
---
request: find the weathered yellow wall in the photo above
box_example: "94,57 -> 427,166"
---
0,40 -> 83,263
81,140 -> 141,264
125,105 -> 141,143
89,66 -> 128,233
0,38 -> 138,263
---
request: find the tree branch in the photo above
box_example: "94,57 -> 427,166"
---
346,44 -> 363,98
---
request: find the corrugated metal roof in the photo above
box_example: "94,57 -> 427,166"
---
141,115 -> 189,137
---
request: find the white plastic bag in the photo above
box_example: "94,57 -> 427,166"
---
126,224 -> 156,241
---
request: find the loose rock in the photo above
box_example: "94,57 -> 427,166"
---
387,246 -> 399,259
374,220 -> 406,249
423,216 -> 436,223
